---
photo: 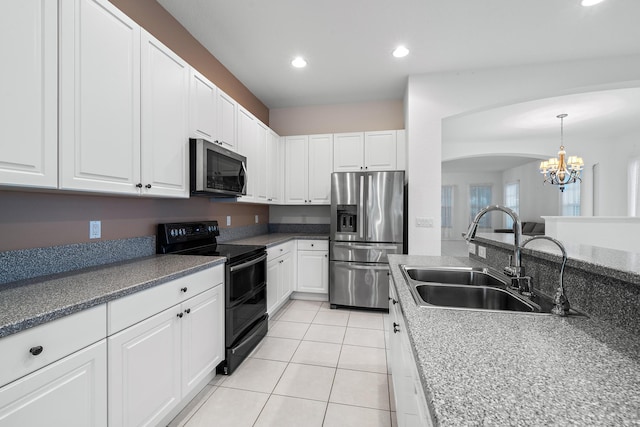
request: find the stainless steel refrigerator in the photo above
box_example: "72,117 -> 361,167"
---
329,171 -> 405,310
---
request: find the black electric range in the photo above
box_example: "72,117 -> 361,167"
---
157,220 -> 268,375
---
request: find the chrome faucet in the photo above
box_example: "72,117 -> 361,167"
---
521,236 -> 571,317
464,205 -> 531,294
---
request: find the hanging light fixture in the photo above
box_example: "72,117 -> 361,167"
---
539,114 -> 584,192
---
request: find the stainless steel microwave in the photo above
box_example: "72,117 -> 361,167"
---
189,138 -> 247,197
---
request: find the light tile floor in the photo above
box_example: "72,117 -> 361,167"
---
169,299 -> 396,427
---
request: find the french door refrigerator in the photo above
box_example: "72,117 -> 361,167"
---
329,171 -> 405,310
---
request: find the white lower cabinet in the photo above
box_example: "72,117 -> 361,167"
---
389,282 -> 433,427
0,305 -> 108,427
0,340 -> 107,427
267,241 -> 295,315
296,240 -> 329,294
107,266 -> 224,427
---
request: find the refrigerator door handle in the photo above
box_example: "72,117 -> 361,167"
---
343,263 -> 389,271
358,174 -> 365,239
333,243 -> 400,251
367,174 -> 373,240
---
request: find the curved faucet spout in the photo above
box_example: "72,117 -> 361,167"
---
521,235 -> 571,317
464,205 -> 523,275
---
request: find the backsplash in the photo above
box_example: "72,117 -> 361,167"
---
471,240 -> 640,336
268,223 -> 330,234
0,236 -> 155,286
218,224 -> 269,242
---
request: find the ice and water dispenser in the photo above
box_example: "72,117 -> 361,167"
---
336,205 -> 357,233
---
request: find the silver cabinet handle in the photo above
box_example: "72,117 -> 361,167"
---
333,243 -> 400,251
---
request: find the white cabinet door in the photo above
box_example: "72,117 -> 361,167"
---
266,257 -> 281,316
308,134 -> 333,204
333,132 -> 364,172
108,306 -> 181,427
297,250 -> 328,294
181,285 -> 223,396
237,106 -> 257,201
266,131 -> 282,203
190,69 -> 217,140
216,89 -> 237,151
59,0 -> 141,195
140,30 -> 189,198
255,122 -> 269,203
0,0 -> 57,189
284,135 -> 309,204
364,131 -> 397,171
0,340 -> 107,427
280,251 -> 295,302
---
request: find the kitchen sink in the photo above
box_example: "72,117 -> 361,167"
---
400,265 -> 570,315
413,283 -> 536,312
405,266 -> 507,287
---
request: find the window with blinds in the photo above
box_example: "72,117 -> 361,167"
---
469,184 -> 492,228
504,181 -> 520,228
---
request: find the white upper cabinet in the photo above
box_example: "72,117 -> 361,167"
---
59,0 -> 141,195
285,134 -> 333,205
307,134 -> 333,204
0,0 -> 58,189
333,130 -> 398,172
216,89 -> 237,151
364,130 -> 397,171
189,69 -> 217,141
255,122 -> 269,203
140,30 -> 189,198
59,0 -> 189,197
333,132 -> 364,172
237,106 -> 257,201
266,131 -> 283,203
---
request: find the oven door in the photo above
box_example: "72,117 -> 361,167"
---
226,252 -> 267,306
226,284 -> 267,345
190,138 -> 247,196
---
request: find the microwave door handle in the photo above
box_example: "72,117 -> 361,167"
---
240,161 -> 248,194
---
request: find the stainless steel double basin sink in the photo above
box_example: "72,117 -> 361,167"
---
400,265 -> 569,315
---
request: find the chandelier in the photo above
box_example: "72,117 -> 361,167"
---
539,114 -> 584,192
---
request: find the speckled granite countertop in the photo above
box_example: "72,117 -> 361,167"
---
388,254 -> 640,426
0,255 -> 225,338
475,232 -> 640,285
226,233 -> 328,247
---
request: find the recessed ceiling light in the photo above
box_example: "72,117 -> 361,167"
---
581,0 -> 606,6
392,46 -> 410,58
291,57 -> 307,68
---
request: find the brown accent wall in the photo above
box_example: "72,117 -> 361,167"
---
0,190 -> 269,251
108,0 -> 269,124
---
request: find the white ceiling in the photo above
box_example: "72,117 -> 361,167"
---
157,0 -> 640,109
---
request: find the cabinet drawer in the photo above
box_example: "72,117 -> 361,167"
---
297,239 -> 328,251
0,304 -> 106,388
108,266 -> 223,335
267,241 -> 296,260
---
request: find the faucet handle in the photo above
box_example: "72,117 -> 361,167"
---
509,276 -> 533,296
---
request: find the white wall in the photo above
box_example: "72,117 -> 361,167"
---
502,160 -> 560,221
405,55 -> 640,255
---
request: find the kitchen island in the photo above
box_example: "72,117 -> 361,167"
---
388,254 -> 640,426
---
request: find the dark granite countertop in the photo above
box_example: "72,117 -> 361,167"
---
474,232 -> 640,285
388,254 -> 640,427
226,233 -> 328,248
0,255 -> 225,338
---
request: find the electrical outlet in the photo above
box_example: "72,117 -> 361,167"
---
478,246 -> 487,259
415,217 -> 434,228
226,216 -> 231,226
468,243 -> 476,255
255,215 -> 259,224
89,220 -> 101,239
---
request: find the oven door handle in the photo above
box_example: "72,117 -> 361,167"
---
229,253 -> 267,272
